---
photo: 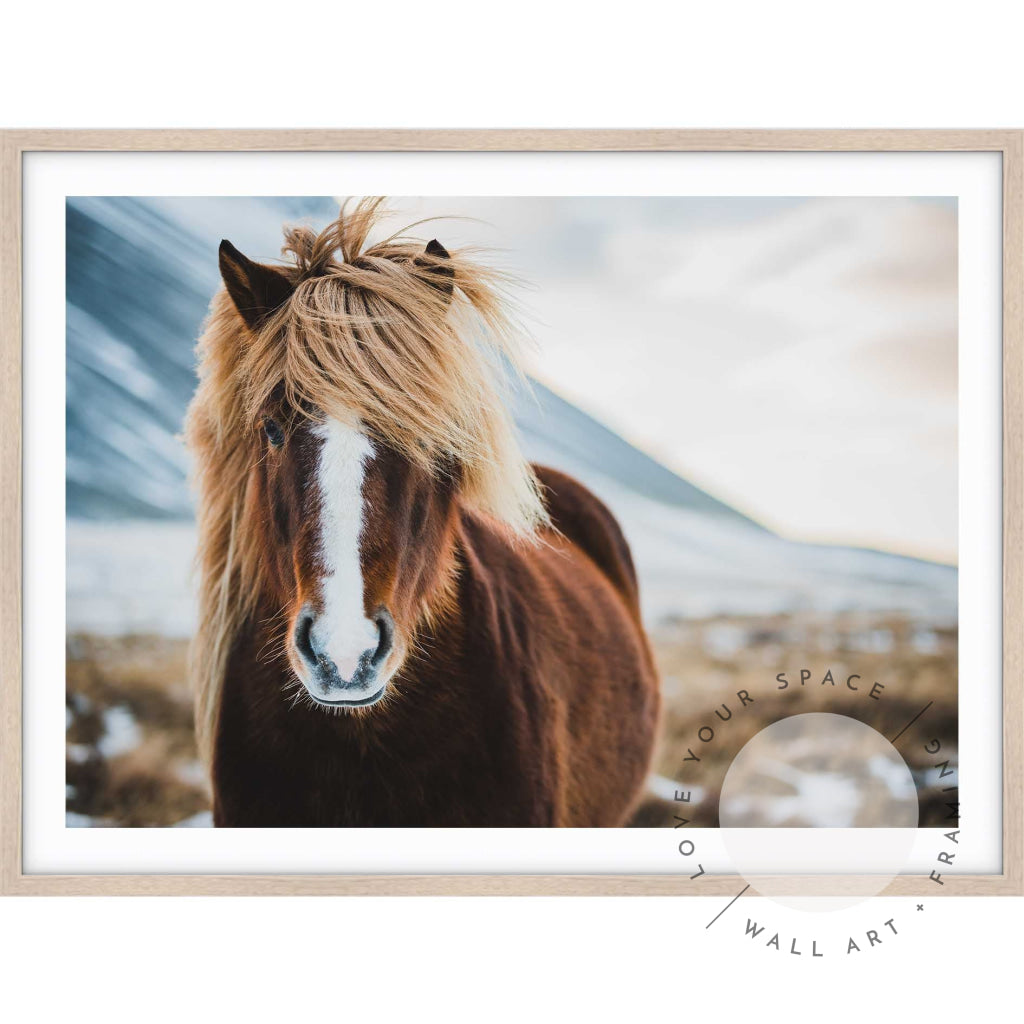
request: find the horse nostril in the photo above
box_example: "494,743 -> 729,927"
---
372,608 -> 395,667
294,609 -> 317,668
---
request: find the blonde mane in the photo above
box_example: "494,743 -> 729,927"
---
185,198 -> 546,763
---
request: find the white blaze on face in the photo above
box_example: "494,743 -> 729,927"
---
311,418 -> 379,681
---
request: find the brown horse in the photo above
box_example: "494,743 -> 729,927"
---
185,199 -> 660,826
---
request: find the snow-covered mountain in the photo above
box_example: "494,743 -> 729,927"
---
65,197 -> 956,635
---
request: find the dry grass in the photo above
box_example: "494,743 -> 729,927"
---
632,611 -> 957,828
66,634 -> 208,827
66,611 -> 956,828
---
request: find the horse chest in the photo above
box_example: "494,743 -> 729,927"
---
214,682 -> 556,827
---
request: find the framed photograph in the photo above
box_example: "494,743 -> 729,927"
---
0,130 -> 1020,895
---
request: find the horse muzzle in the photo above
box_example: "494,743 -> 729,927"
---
291,605 -> 395,707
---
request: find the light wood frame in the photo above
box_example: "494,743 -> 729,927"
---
0,129 -> 1020,896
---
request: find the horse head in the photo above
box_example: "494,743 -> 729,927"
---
216,233 -> 463,710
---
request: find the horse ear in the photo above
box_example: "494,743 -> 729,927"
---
218,239 -> 294,330
415,238 -> 455,303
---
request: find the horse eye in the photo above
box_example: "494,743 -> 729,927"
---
263,418 -> 285,447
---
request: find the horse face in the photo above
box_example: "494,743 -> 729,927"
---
256,406 -> 455,711
220,231 -> 462,712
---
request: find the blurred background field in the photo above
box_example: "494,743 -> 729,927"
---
637,611 -> 957,828
65,196 -> 958,828
66,611 -> 957,828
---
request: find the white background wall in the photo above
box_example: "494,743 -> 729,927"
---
2,3 -> 1021,1022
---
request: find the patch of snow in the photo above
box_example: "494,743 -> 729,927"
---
721,760 -> 862,828
173,810 -> 213,828
646,773 -> 705,805
848,628 -> 894,653
96,705 -> 142,759
920,758 -> 959,788
702,623 -> 748,658
65,811 -> 110,828
868,754 -> 918,800
67,520 -> 197,637
67,744 -> 91,764
175,760 -> 209,789
69,692 -> 93,714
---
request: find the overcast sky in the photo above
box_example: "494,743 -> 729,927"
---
341,197 -> 958,564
